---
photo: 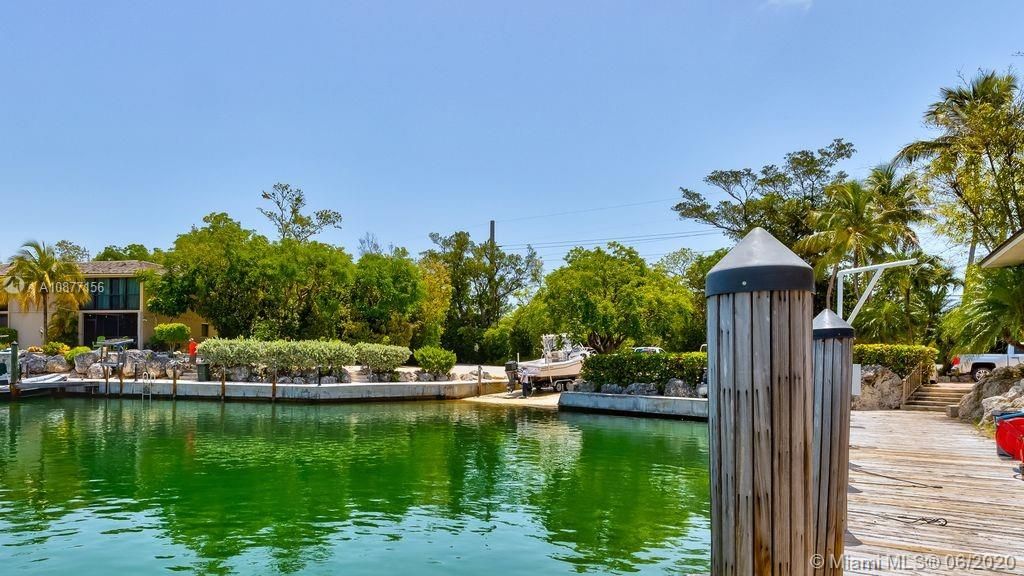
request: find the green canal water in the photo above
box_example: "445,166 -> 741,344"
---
0,398 -> 710,575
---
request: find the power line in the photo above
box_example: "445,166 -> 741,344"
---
500,229 -> 721,250
496,196 -> 680,224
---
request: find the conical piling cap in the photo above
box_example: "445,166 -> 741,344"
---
813,309 -> 854,340
705,227 -> 814,297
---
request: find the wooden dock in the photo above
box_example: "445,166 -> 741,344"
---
844,411 -> 1024,575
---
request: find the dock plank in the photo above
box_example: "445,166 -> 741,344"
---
844,411 -> 1024,575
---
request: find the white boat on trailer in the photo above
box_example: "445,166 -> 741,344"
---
511,334 -> 593,393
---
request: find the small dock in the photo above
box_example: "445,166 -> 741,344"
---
844,411 -> 1024,574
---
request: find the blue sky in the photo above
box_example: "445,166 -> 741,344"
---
1,1 -> 1021,270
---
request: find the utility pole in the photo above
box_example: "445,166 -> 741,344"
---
489,220 -> 495,245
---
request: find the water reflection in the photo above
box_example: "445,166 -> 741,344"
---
0,399 -> 710,574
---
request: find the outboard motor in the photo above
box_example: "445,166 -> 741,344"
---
504,361 -> 519,393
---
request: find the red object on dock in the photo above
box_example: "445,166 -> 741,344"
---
995,413 -> 1024,462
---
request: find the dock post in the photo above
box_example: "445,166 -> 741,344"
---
477,364 -> 482,396
272,370 -> 277,402
220,370 -> 226,402
104,367 -> 109,396
118,369 -> 124,397
9,341 -> 18,400
811,310 -> 854,575
172,364 -> 178,399
706,227 -> 815,575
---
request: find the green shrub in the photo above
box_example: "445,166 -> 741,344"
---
580,351 -> 707,393
42,341 -> 71,356
152,323 -> 190,350
0,327 -> 19,347
356,342 -> 412,373
853,344 -> 937,378
414,346 -> 457,376
64,346 -> 93,363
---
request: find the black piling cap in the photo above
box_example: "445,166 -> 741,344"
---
705,227 -> 814,297
813,309 -> 855,339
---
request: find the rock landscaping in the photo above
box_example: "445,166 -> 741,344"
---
852,365 -> 903,410
957,365 -> 1024,425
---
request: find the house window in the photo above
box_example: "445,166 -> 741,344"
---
201,323 -> 209,337
81,278 -> 141,311
0,313 -> 7,328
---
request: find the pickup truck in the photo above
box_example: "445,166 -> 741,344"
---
951,344 -> 1024,381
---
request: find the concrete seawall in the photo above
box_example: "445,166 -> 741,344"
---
57,379 -> 508,403
558,391 -> 708,420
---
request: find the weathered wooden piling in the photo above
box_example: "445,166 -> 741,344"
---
9,341 -> 19,400
706,227 -> 815,575
811,309 -> 853,575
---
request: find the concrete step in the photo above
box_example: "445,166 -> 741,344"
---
901,404 -> 947,412
904,400 -> 957,407
913,392 -> 967,400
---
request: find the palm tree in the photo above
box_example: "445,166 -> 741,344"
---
3,241 -> 89,344
897,71 -> 1023,264
944,266 -> 1024,352
795,170 -> 924,306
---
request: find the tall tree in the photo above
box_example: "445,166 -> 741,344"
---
95,243 -> 164,263
348,250 -> 423,345
673,139 -> 855,247
53,240 -> 90,262
3,241 -> 90,344
656,247 -> 728,351
259,182 -> 343,242
898,70 -> 1024,264
854,252 -> 957,346
543,243 -> 693,353
795,165 -> 926,305
147,213 -> 273,338
423,231 -> 541,361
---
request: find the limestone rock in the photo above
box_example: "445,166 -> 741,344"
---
340,370 -> 352,383
86,362 -> 106,379
979,383 -> 1024,425
665,378 -> 696,398
278,376 -> 292,384
74,351 -> 99,374
600,383 -> 624,394
292,377 -> 305,385
145,355 -> 171,379
20,353 -> 46,375
227,365 -> 250,382
574,380 -> 595,393
398,371 -> 416,382
958,365 -> 1024,424
625,382 -> 658,396
417,371 -> 435,382
44,355 -> 71,373
320,376 -> 338,385
121,349 -> 151,377
852,365 -> 902,410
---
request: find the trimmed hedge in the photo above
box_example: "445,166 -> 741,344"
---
581,351 -> 707,393
355,342 -> 412,373
852,344 -> 937,378
197,338 -> 357,374
413,346 -> 457,376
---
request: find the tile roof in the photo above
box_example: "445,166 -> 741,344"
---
0,260 -> 163,276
